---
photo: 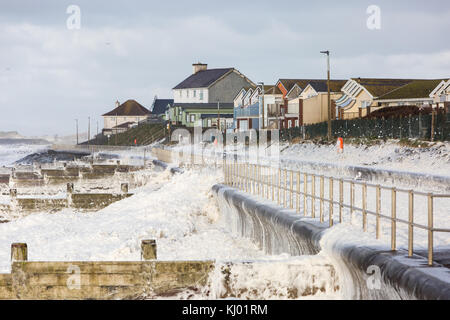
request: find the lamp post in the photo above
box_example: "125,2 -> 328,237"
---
217,100 -> 221,131
75,119 -> 78,145
320,50 -> 332,141
258,82 -> 265,130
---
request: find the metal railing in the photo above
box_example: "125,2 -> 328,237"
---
223,160 -> 450,266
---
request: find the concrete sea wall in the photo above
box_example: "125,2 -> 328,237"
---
212,184 -> 450,300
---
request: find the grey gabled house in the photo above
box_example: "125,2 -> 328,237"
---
167,63 -> 255,129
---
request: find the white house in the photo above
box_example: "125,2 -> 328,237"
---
172,63 -> 255,104
102,99 -> 150,135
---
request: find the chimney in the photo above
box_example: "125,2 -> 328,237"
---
192,62 -> 207,74
115,100 -> 120,108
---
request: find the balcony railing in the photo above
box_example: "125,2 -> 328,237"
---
235,103 -> 260,118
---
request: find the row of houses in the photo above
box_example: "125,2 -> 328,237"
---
101,62 -> 450,135
234,77 -> 450,131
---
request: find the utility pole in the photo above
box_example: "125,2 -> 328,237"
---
258,82 -> 265,130
96,121 -> 99,144
217,100 -> 220,131
75,119 -> 79,145
321,50 -> 332,141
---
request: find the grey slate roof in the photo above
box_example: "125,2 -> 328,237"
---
151,99 -> 174,115
173,68 -> 233,89
308,80 -> 347,93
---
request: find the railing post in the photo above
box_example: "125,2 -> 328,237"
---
260,165 -> 264,198
362,183 -> 367,232
231,161 -> 234,187
428,193 -> 434,266
408,190 -> 414,257
227,161 -> 229,185
304,173 -> 308,216
320,175 -> 324,222
339,179 -> 343,223
261,165 -> 264,197
251,164 -> 255,194
376,185 -> 381,239
350,181 -> 355,219
391,188 -> 397,251
311,175 -> 316,218
262,166 -> 266,198
296,171 -> 300,213
272,167 -> 275,201
290,170 -> 294,209
278,168 -> 281,205
284,169 -> 288,207
236,162 -> 239,189
224,160 -> 227,185
244,162 -> 248,192
257,164 -> 260,196
329,177 -> 334,227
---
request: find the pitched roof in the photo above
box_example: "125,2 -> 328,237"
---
377,79 -> 445,100
278,79 -> 324,92
151,99 -> 174,115
307,80 -> 347,93
173,68 -> 234,89
263,85 -> 283,95
351,78 -> 415,97
233,85 -> 257,100
102,100 -> 150,116
173,102 -> 234,109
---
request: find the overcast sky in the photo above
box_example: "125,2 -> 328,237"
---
0,0 -> 449,136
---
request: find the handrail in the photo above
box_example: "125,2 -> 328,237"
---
223,160 -> 450,267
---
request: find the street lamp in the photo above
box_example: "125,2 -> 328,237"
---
320,50 -> 332,141
75,119 -> 79,145
257,82 -> 265,130
217,100 -> 221,131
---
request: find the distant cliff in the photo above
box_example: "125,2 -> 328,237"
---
0,138 -> 50,145
0,131 -> 23,139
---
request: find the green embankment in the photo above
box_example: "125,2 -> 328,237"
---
85,123 -> 166,146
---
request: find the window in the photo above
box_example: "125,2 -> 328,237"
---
194,90 -> 196,98
200,90 -> 204,101
190,115 -> 195,122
